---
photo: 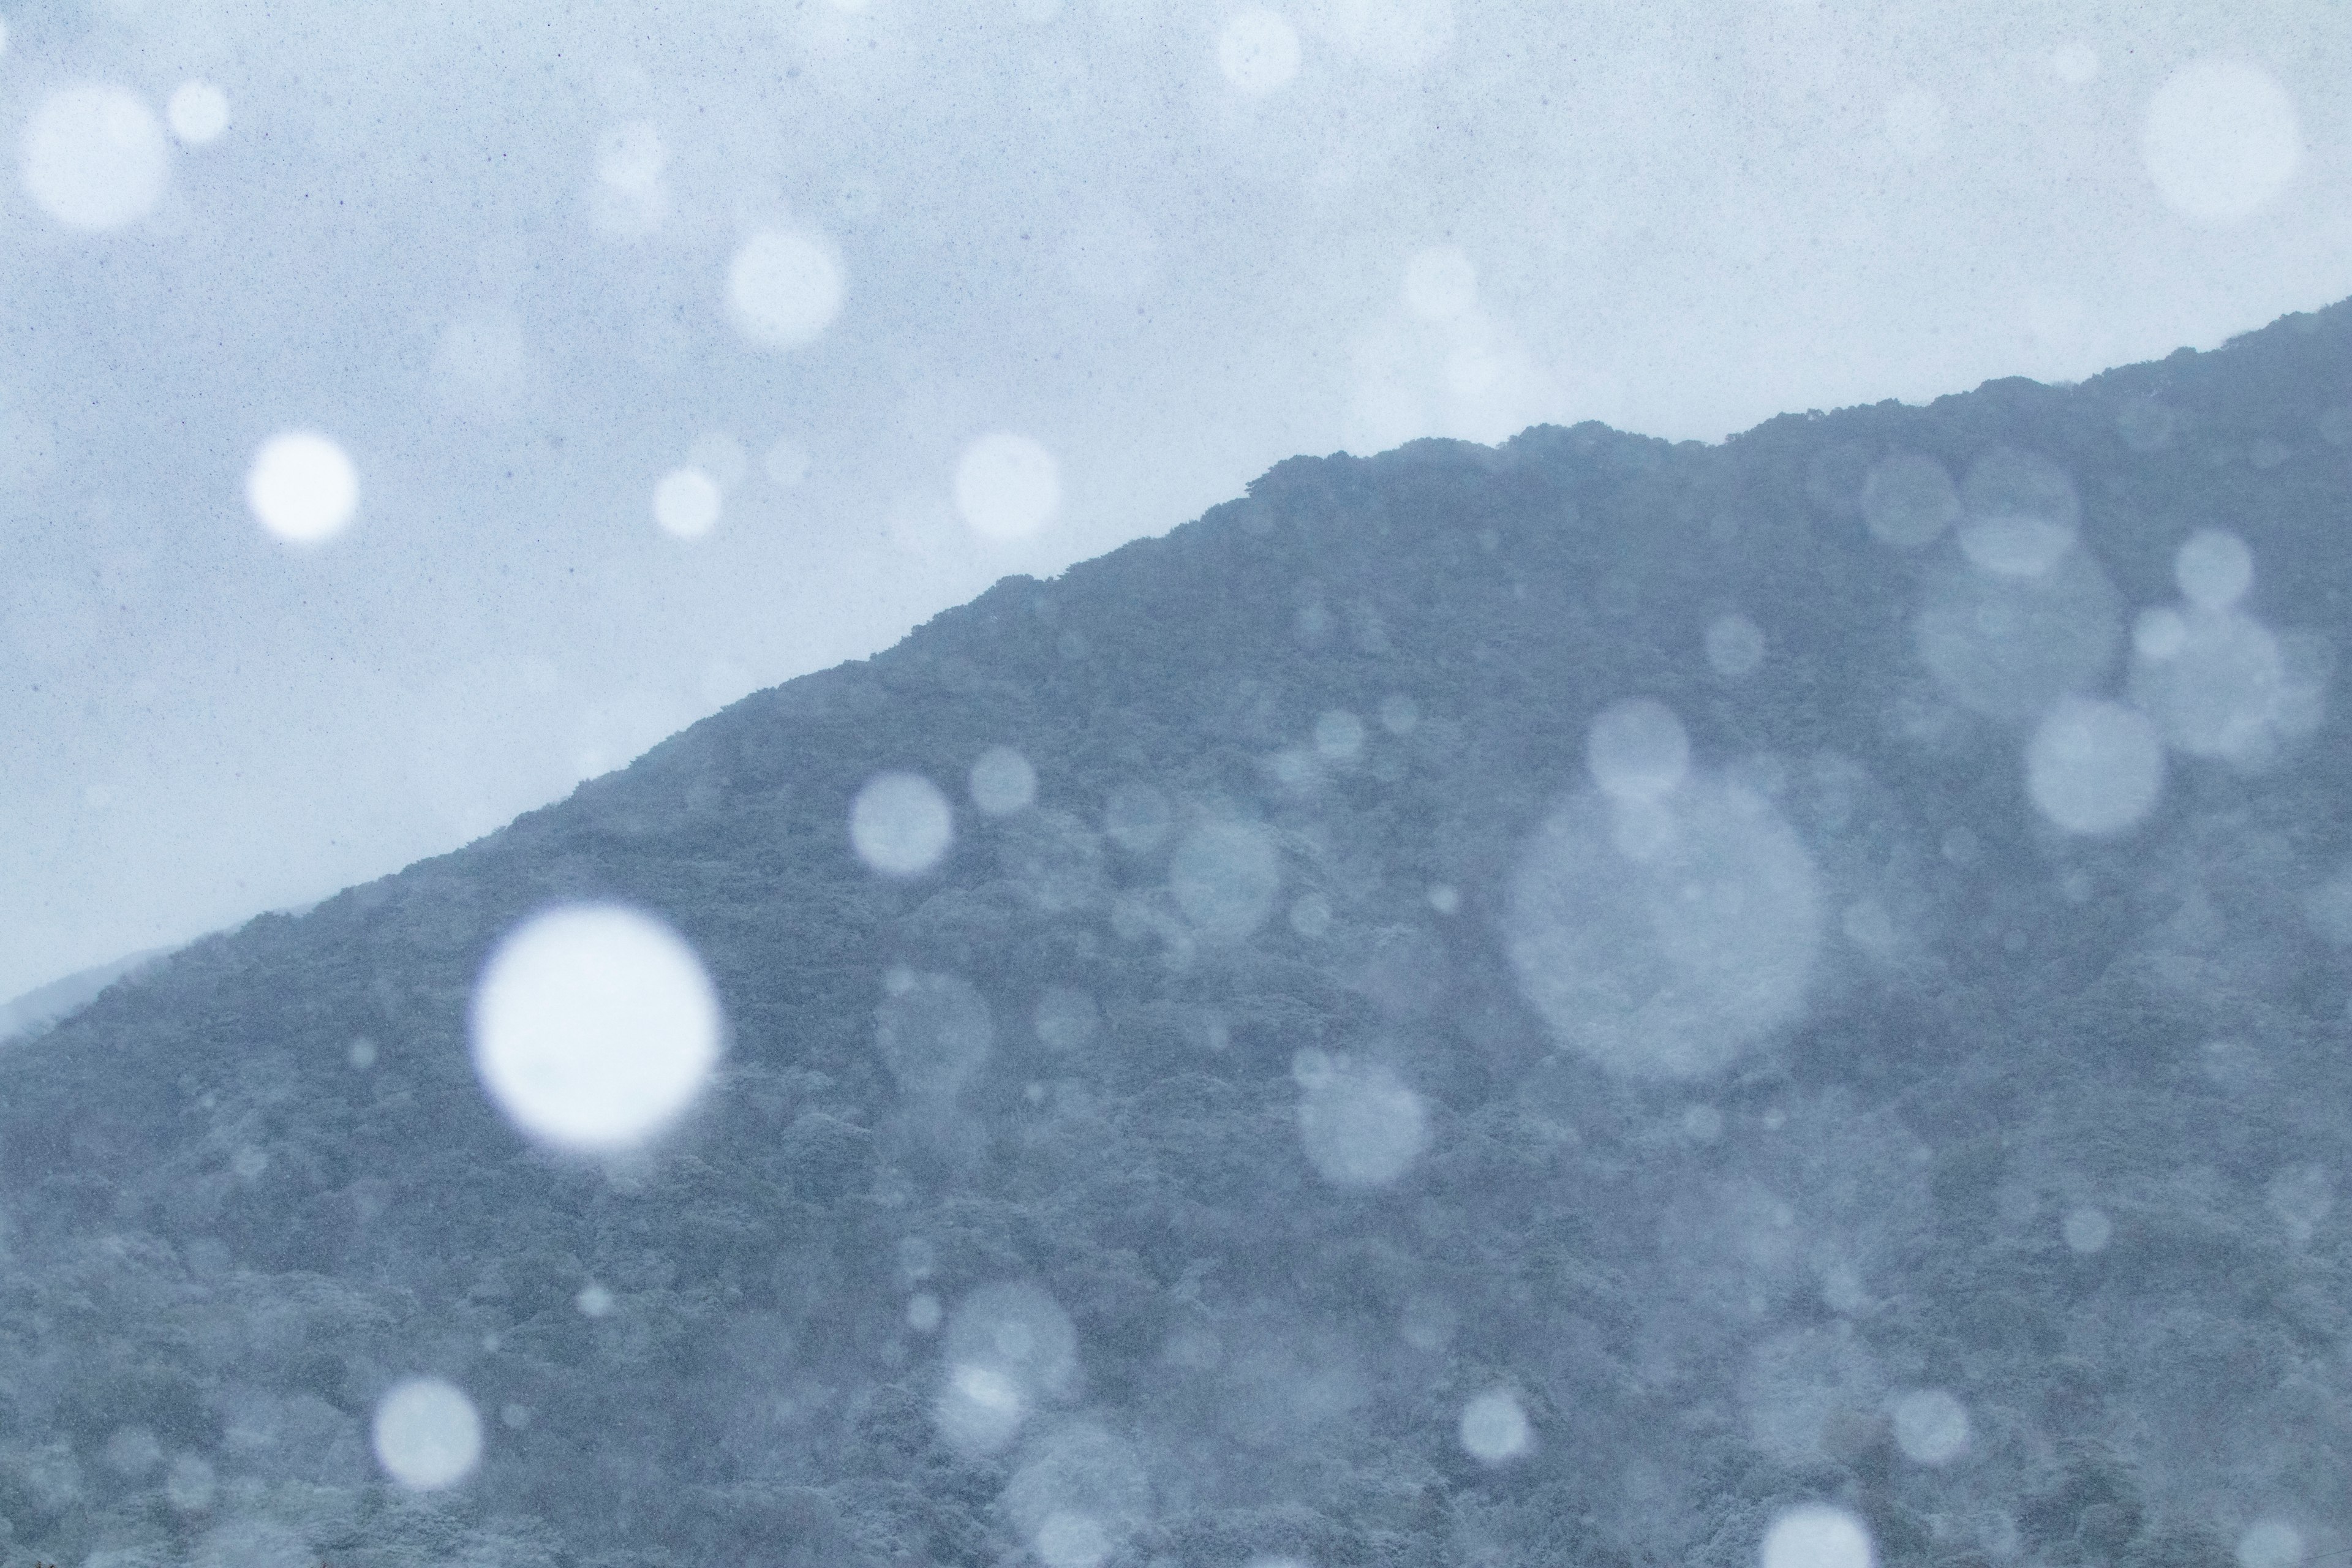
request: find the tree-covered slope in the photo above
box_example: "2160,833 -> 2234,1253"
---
12,301 -> 2352,1568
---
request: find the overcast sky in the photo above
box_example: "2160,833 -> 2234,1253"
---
4,0 -> 2346,1000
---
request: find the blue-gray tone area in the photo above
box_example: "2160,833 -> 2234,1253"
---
6,6 -> 2352,1568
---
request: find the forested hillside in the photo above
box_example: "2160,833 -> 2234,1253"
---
12,301 -> 2352,1568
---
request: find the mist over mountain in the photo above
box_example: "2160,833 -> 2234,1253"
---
13,301 -> 2352,1567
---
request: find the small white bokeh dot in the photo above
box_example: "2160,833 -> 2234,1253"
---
1861,452 -> 1961,549
907,1293 -> 944,1333
166,81 -> 230,146
469,903 -> 724,1153
970,746 -> 1039,816
2064,1205 -> 2113,1254
1762,1504 -> 1875,1568
1888,1389 -> 1972,1466
1218,9 -> 1301,96
851,772 -> 955,877
576,1283 -> 616,1317
247,432 -> 360,545
2141,59 -> 2302,225
653,466 -> 722,539
726,230 -> 845,349
1458,1389 -> 1532,1463
371,1378 -> 483,1491
954,432 -> 1062,542
22,84 -> 170,230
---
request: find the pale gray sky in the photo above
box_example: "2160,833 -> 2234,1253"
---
5,0 -> 2347,999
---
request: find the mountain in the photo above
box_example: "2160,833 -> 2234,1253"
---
0,948 -> 172,1047
13,301 -> 2352,1568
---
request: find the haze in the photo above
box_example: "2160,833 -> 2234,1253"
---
5,0 -> 2345,1000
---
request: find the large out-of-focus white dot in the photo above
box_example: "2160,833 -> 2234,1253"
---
955,432 -> 1061,542
1915,545 -> 2122,720
1294,1053 -> 1427,1187
1587,698 -> 1691,802
470,903 -> 723,1153
652,467 -> 722,539
1959,513 -> 2074,577
22,85 -> 170,230
971,746 -> 1039,815
1401,246 -> 1477,322
166,81 -> 230,146
1035,1513 -> 1114,1568
1762,1505 -> 1874,1568
726,230 -> 845,349
2130,605 -> 2320,767
1888,1389 -> 1971,1465
1959,447 -> 2079,576
1507,777 -> 1820,1080
2142,59 -> 2302,225
935,1283 -> 1079,1453
938,1363 -> 1027,1453
371,1378 -> 483,1491
1706,614 -> 1766,679
1218,9 -> 1302,96
1170,820 -> 1282,940
1003,1420 -> 1152,1568
2238,1521 -> 2307,1568
853,772 -> 955,877
247,432 -> 360,545
1458,1389 -> 1531,1463
1860,451 -> 1960,549
2175,528 -> 2253,609
2026,698 -> 2164,836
